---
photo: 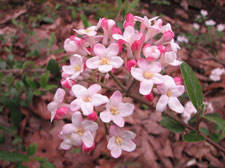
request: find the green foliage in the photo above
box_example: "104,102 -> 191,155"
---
160,113 -> 185,133
201,113 -> 225,134
181,62 -> 203,112
0,151 -> 29,162
150,0 -> 170,5
183,131 -> 205,142
47,59 -> 60,76
80,14 -> 90,28
27,143 -> 37,156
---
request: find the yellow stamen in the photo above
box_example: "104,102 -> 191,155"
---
167,90 -> 172,97
99,58 -> 110,65
76,128 -> 84,136
115,136 -> 123,145
111,107 -> 119,115
83,97 -> 92,102
74,65 -> 81,71
143,72 -> 154,79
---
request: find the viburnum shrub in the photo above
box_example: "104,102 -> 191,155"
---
48,14 -> 225,158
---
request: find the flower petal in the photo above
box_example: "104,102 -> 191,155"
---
118,103 -> 134,117
110,56 -> 124,69
93,43 -> 106,57
81,103 -> 93,116
106,43 -> 119,56
82,130 -> 94,148
54,88 -> 65,103
139,80 -> 153,95
137,58 -> 149,70
47,101 -> 58,112
82,120 -> 98,132
72,84 -> 87,98
71,133 -> 83,146
168,97 -> 184,113
110,91 -> 122,105
62,124 -> 76,134
111,145 -> 122,158
112,34 -> 125,41
70,99 -> 82,111
72,112 -> 83,126
88,84 -> 101,96
120,130 -> 136,140
124,26 -> 135,40
148,61 -> 162,73
62,65 -> 75,74
109,125 -> 120,136
170,85 -> 185,97
92,94 -> 109,106
86,56 -> 100,69
107,136 -> 116,150
121,139 -> 136,152
98,64 -> 113,73
100,111 -> 112,123
112,115 -> 125,127
131,67 -> 144,81
156,95 -> 168,112
60,140 -> 72,150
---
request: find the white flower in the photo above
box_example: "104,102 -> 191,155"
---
177,35 -> 189,43
59,112 -> 98,150
74,26 -> 97,36
160,51 -> 182,66
131,58 -> 163,95
107,125 -> 136,158
200,10 -> 208,17
156,75 -> 185,113
167,39 -> 180,52
70,84 -> 109,115
62,54 -> 84,79
205,20 -> 216,26
193,23 -> 200,30
217,24 -> 224,31
100,91 -> 134,127
47,88 -> 68,122
143,44 -> 161,61
182,101 -> 197,123
209,68 -> 225,81
86,43 -> 123,73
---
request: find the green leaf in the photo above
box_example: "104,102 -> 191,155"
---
45,84 -> 57,90
27,143 -> 37,156
48,33 -> 55,49
26,77 -> 37,89
183,131 -> 205,142
200,127 -> 209,136
116,0 -> 122,9
0,151 -> 29,162
42,17 -> 54,24
201,113 -> 225,134
40,71 -> 50,89
128,0 -> 139,11
0,59 -> 6,69
5,100 -> 22,126
160,113 -> 185,133
80,14 -> 90,28
33,90 -> 41,96
47,59 -> 60,76
180,62 -> 203,111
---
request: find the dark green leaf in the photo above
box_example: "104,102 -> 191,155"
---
6,100 -> 22,126
201,113 -> 225,134
26,77 -> 37,89
40,71 -> 50,89
0,151 -> 29,162
80,14 -> 90,28
210,133 -> 223,143
128,0 -> 139,11
200,127 -> 209,136
47,59 -> 60,76
160,113 -> 185,133
116,0 -> 122,9
48,33 -> 55,49
27,143 -> 37,156
183,131 -> 205,142
180,62 -> 203,111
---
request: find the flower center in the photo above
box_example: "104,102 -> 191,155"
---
76,128 -> 84,136
111,107 -> 119,115
143,72 -> 154,79
99,58 -> 110,65
167,90 -> 172,97
74,65 -> 81,71
115,136 -> 123,145
83,96 -> 92,102
85,28 -> 91,33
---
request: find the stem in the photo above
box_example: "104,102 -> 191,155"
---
107,74 -> 225,154
104,123 -> 109,135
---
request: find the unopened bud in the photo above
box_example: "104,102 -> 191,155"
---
125,59 -> 137,72
88,111 -> 98,121
82,143 -> 95,152
54,107 -> 69,120
144,92 -> 154,102
173,77 -> 183,85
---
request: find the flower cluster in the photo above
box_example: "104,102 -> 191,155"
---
48,13 -> 186,158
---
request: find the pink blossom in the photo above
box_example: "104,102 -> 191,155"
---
160,51 -> 182,66
173,77 -> 183,85
82,143 -> 95,152
131,58 -> 163,95
86,43 -> 123,73
209,68 -> 225,81
143,44 -> 161,61
107,125 -> 136,158
125,59 -> 137,72
100,91 -> 134,127
144,92 -> 154,102
200,10 -> 208,16
59,112 -> 98,149
74,26 -> 97,36
88,111 -> 98,121
70,84 -> 108,115
62,54 -> 84,79
182,101 -> 197,123
156,75 -> 185,113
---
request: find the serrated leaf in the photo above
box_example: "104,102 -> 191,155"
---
180,62 -> 203,111
0,151 -> 29,162
160,113 -> 185,133
47,59 -> 60,76
27,143 -> 37,156
201,113 -> 225,134
40,71 -> 50,89
184,131 -> 205,142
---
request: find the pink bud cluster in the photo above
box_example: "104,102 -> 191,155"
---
48,13 -> 186,158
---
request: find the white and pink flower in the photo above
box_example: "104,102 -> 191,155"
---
100,91 -> 134,127
156,75 -> 185,113
107,125 -> 136,158
74,26 -> 97,36
86,43 -> 123,73
70,84 -> 108,115
59,112 -> 98,150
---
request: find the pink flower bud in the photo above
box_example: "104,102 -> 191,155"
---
112,27 -> 122,35
126,13 -> 134,23
157,45 -> 167,54
131,40 -> 142,52
144,92 -> 154,102
54,107 -> 69,120
61,71 -> 70,78
88,111 -> 98,121
125,59 -> 137,72
61,78 -> 71,89
162,30 -> 174,42
173,77 -> 183,85
70,35 -> 83,46
82,143 -> 95,152
124,21 -> 134,28
101,18 -> 108,30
